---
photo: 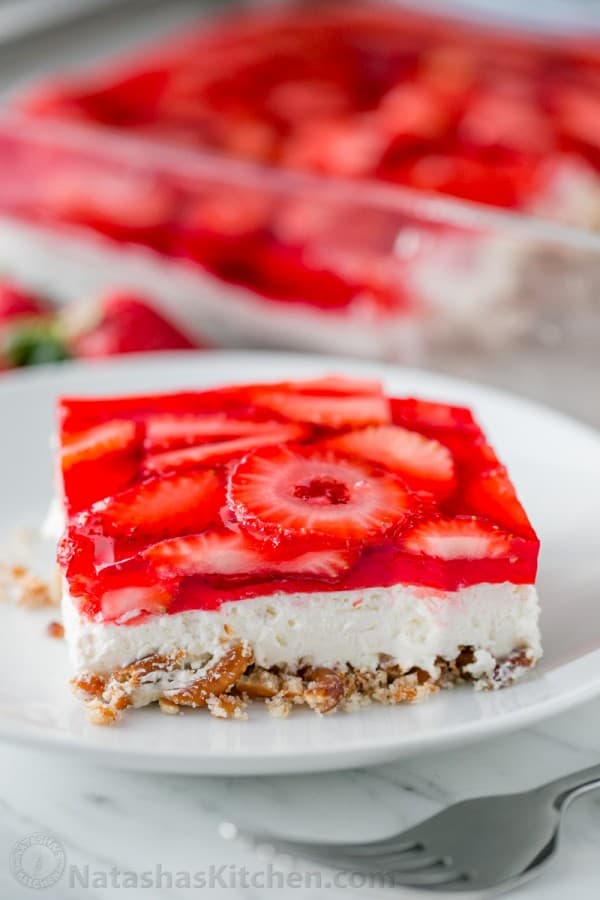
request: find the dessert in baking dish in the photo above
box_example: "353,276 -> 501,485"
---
0,2 -> 597,357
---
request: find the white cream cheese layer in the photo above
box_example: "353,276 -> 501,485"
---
63,581 -> 541,677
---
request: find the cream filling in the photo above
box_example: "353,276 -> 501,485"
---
62,581 -> 541,679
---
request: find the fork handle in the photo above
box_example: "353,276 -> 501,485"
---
540,763 -> 600,809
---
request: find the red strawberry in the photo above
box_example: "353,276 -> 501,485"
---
143,529 -> 355,581
420,45 -> 477,99
249,387 -> 390,429
181,189 -> 270,238
266,79 -> 349,124
60,419 -> 142,511
89,469 -> 224,538
254,376 -> 383,396
463,467 -> 537,539
283,116 -> 386,177
175,188 -> 270,268
400,516 -> 513,560
459,91 -> 553,155
144,424 -> 308,474
377,83 -> 449,142
61,419 -> 139,469
215,116 -> 277,163
0,282 -> 48,322
391,153 -> 528,209
553,85 -> 600,151
100,583 -> 173,623
43,169 -> 175,248
272,547 -> 355,580
252,235 -> 364,309
390,397 -> 490,467
228,445 -> 412,544
321,425 -> 455,497
390,397 -> 477,433
71,292 -> 200,359
144,414 -> 296,453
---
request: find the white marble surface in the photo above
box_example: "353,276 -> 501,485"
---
2,698 -> 600,899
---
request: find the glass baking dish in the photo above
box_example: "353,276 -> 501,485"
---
0,0 -> 598,385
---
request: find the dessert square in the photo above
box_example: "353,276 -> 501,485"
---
56,376 -> 541,723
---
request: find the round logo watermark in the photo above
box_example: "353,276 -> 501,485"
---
10,832 -> 65,889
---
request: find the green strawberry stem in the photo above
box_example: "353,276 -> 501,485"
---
2,318 -> 71,367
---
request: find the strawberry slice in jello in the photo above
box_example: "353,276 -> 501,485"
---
56,375 -> 541,724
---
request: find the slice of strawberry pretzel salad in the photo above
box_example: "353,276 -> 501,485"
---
55,376 -> 541,724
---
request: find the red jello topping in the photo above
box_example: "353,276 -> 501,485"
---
21,4 -> 600,189
12,3 -> 600,319
57,376 -> 539,624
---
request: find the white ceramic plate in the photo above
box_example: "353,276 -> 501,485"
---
1,351 -> 599,775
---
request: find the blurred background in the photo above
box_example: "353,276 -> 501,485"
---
0,0 -> 598,422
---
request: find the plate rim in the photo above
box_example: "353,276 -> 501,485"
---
0,649 -> 600,775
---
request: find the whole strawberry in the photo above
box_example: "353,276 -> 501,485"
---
70,291 -> 202,358
0,281 -> 48,321
0,280 -> 68,368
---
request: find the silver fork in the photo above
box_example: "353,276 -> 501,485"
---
234,764 -> 600,893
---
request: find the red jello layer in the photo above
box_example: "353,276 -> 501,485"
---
56,377 -> 539,625
23,3 -> 600,195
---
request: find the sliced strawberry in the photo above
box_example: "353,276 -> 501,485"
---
181,189 -> 270,238
57,526 -> 96,582
274,547 -> 355,580
43,169 -> 175,248
251,375 -> 383,396
100,583 -> 173,623
215,115 -> 277,163
419,45 -> 476,99
174,188 -> 270,268
250,240 -> 359,309
321,425 -> 455,496
228,445 -> 412,544
390,397 -> 477,433
144,424 -> 308,474
61,419 -> 139,469
249,387 -> 390,429
459,91 -> 553,155
283,116 -> 386,177
377,82 -> 450,141
266,79 -> 349,124
554,85 -> 600,151
144,414 -> 294,453
58,386 -> 246,432
60,419 -> 142,511
143,529 -> 355,581
390,397 -> 490,467
391,152 -> 529,209
400,516 -> 513,560
145,530 -> 260,577
463,466 -> 537,539
89,469 -> 224,538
